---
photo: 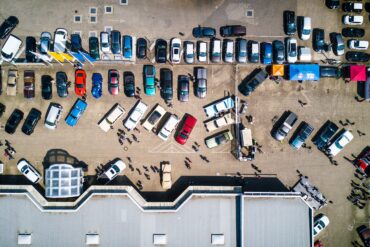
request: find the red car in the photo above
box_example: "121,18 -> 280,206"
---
75,69 -> 86,96
175,113 -> 197,145
354,147 -> 370,177
314,241 -> 324,247
108,69 -> 119,95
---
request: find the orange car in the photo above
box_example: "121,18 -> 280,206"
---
75,69 -> 86,96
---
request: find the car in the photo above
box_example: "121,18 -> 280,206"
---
100,32 -> 110,53
346,51 -> 370,62
223,39 -> 234,63
342,2 -> 363,13
0,16 -> 18,39
284,11 -> 297,35
25,36 -> 36,62
289,122 -> 314,150
143,65 -> 156,96
348,39 -> 369,50
155,39 -> 167,63
325,0 -> 340,9
286,37 -> 298,63
6,69 -> 18,96
194,67 -> 207,98
98,103 -> 125,132
354,147 -> 370,176
320,66 -> 340,78
65,98 -> 88,127
41,75 -> 53,100
74,69 -> 86,96
5,109 -> 24,134
1,34 -> 22,62
123,35 -> 133,59
203,96 -> 235,118
158,114 -> 179,141
313,214 -> 330,237
160,68 -> 173,102
205,130 -> 233,149
111,30 -> 121,54
331,33 -> 345,56
23,70 -> 35,99
192,26 -> 216,38
123,71 -> 135,97
220,25 -> 246,37
89,37 -> 100,59
124,101 -> 148,131
178,75 -> 189,102
70,34 -> 82,52
343,15 -> 364,25
170,38 -> 181,64
175,114 -> 197,145
56,71 -> 68,98
236,38 -> 247,63
108,69 -> 119,95
298,46 -> 312,62
44,103 -> 63,130
261,42 -> 272,65
247,40 -> 259,63
238,68 -> 268,96
342,27 -> 365,37
184,41 -> 194,64
357,225 -> 370,247
16,159 -> 41,183
272,111 -> 298,141
53,28 -> 67,52
298,17 -> 311,40
91,73 -> 103,99
210,38 -> 221,63
40,32 -> 52,54
21,108 -> 41,135
312,121 -> 338,150
197,41 -> 207,62
326,129 -> 354,156
142,104 -> 166,131
204,112 -> 234,132
136,38 -> 147,59
272,40 -> 285,64
312,28 -> 326,52
103,159 -> 126,181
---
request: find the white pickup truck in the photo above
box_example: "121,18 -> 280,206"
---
204,112 -> 234,132
203,96 -> 235,118
124,101 -> 148,131
98,104 -> 125,132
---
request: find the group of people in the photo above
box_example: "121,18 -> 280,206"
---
347,176 -> 369,210
117,128 -> 141,146
1,140 -> 16,160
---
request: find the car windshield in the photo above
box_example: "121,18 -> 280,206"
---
338,44 -> 345,50
112,165 -> 120,173
149,112 -> 161,124
302,29 -> 310,35
174,48 -> 179,55
216,135 -> 227,144
76,84 -> 84,88
1,51 -> 12,59
239,51 -> 246,57
180,132 -> 188,139
291,44 -> 297,56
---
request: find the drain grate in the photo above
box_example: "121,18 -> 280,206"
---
246,9 -> 254,18
105,6 -> 113,14
120,0 -> 128,5
89,7 -> 97,15
74,15 -> 82,23
90,16 -> 97,24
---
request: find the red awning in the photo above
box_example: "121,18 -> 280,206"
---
350,65 -> 367,81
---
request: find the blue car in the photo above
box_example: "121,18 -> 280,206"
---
289,122 -> 314,150
123,35 -> 132,59
261,42 -> 272,65
91,73 -> 102,99
65,98 -> 87,127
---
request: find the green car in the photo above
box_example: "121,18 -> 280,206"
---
205,130 -> 233,149
144,65 -> 156,96
89,37 -> 100,60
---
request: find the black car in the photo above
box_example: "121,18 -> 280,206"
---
342,27 -> 365,38
111,30 -> 121,54
56,71 -> 68,97
70,34 -> 82,52
5,108 -> 24,134
326,0 -> 340,9
238,68 -> 268,96
272,40 -> 285,64
313,28 -> 326,52
155,39 -> 167,63
220,25 -> 246,37
160,68 -> 173,101
178,75 -> 189,102
320,66 -> 339,78
21,108 -> 41,135
41,75 -> 53,100
123,71 -> 135,97
342,2 -> 363,12
0,16 -> 19,39
312,120 -> 338,150
192,26 -> 216,38
136,38 -> 147,59
25,36 -> 36,62
89,37 -> 100,59
346,51 -> 370,62
283,11 -> 296,35
247,40 -> 259,63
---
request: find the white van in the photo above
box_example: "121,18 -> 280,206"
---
223,40 -> 234,63
211,38 -> 221,63
44,103 -> 63,130
348,40 -> 369,50
158,114 -> 179,141
98,103 -> 125,132
300,17 -> 311,40
1,34 -> 22,62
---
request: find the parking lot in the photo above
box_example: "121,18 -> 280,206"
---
0,0 -> 370,246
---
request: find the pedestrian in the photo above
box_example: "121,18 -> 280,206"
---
298,100 -> 307,107
339,120 -> 348,127
127,138 -> 133,144
134,127 -> 141,133
192,145 -> 199,152
346,119 -> 355,125
357,130 -> 366,137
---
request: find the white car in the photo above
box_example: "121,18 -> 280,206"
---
158,114 -> 179,141
313,214 -> 330,237
100,32 -> 110,53
124,101 -> 148,131
142,104 -> 167,131
204,112 -> 234,132
1,34 -> 22,62
17,160 -> 41,184
184,41 -> 194,64
326,130 -> 353,156
104,159 -> 126,181
343,15 -> 363,25
198,41 -> 207,62
53,28 -> 68,52
98,103 -> 125,132
348,39 -> 369,50
286,38 -> 297,63
170,38 -> 181,64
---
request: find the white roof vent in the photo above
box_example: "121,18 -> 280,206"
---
211,234 -> 225,245
153,234 -> 167,245
85,233 -> 100,245
17,233 -> 32,245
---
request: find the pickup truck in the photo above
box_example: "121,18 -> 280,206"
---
98,103 -> 125,132
272,111 -> 298,141
204,112 -> 234,132
124,101 -> 148,131
203,96 -> 234,118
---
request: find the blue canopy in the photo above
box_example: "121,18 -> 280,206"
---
289,64 -> 320,81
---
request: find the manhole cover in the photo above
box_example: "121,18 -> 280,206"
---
245,9 -> 254,18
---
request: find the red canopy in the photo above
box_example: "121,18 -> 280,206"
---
350,65 -> 367,81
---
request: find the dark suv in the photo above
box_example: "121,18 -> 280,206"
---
160,68 -> 173,101
70,34 -> 82,52
312,120 -> 338,150
0,16 -> 19,39
56,71 -> 68,97
220,25 -> 246,37
155,39 -> 167,63
111,30 -> 121,54
21,108 -> 41,135
192,26 -> 216,38
238,68 -> 268,96
25,36 -> 36,62
284,11 -> 297,35
313,28 -> 326,52
5,108 -> 24,134
289,122 -> 314,150
342,27 -> 365,38
89,37 -> 100,59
